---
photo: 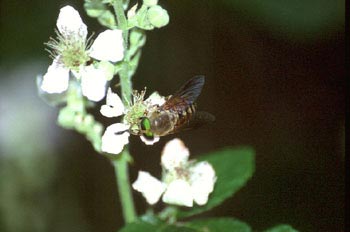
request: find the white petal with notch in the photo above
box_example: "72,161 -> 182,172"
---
57,5 -> 88,39
101,123 -> 130,155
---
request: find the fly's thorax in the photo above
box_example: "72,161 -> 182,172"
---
148,110 -> 178,136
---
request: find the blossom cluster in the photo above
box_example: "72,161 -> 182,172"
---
133,139 -> 217,207
40,5 -> 123,102
38,4 -> 217,210
100,87 -> 166,154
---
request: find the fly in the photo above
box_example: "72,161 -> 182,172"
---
138,76 -> 215,141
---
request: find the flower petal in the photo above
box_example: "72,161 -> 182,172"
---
57,5 -> 88,39
132,171 -> 166,205
189,161 -> 216,205
101,123 -> 130,155
161,138 -> 190,171
41,58 -> 70,94
100,88 -> 125,117
145,91 -> 166,106
89,29 -> 124,62
81,66 -> 107,102
162,179 -> 193,207
140,135 -> 160,145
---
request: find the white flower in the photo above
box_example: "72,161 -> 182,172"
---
132,138 -> 217,207
89,30 -> 124,62
100,88 -> 165,154
41,5 -> 88,95
101,123 -> 130,154
40,5 -> 124,101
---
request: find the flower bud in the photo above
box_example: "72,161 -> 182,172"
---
147,6 -> 169,28
84,1 -> 106,18
98,10 -> 117,28
57,107 -> 76,129
143,0 -> 158,7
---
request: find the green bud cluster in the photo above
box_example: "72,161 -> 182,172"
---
57,83 -> 103,152
126,2 -> 169,30
84,0 -> 117,28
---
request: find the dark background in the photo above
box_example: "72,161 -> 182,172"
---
0,0 -> 344,232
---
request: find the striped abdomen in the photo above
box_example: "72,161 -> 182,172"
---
172,103 -> 196,133
148,104 -> 196,136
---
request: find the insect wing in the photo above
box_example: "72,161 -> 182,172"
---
160,76 -> 205,112
170,111 -> 215,134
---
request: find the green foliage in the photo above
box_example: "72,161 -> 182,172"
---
186,218 -> 251,232
119,221 -> 196,232
177,147 -> 255,218
119,221 -> 158,232
264,224 -> 299,232
120,218 -> 251,231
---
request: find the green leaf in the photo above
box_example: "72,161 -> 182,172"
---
119,221 -> 196,232
119,221 -> 158,232
186,218 -> 252,232
264,224 -> 299,232
177,147 -> 255,218
160,225 -> 196,232
120,218 -> 251,232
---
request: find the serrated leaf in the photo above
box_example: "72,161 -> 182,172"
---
177,147 -> 255,218
186,218 -> 252,232
263,224 -> 299,232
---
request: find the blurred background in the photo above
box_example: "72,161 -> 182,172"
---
0,0 -> 345,231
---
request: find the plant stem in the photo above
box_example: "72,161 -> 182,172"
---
112,150 -> 136,223
111,0 -> 137,224
113,0 -> 132,105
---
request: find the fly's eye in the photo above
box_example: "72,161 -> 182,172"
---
140,117 -> 154,139
140,117 -> 151,131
